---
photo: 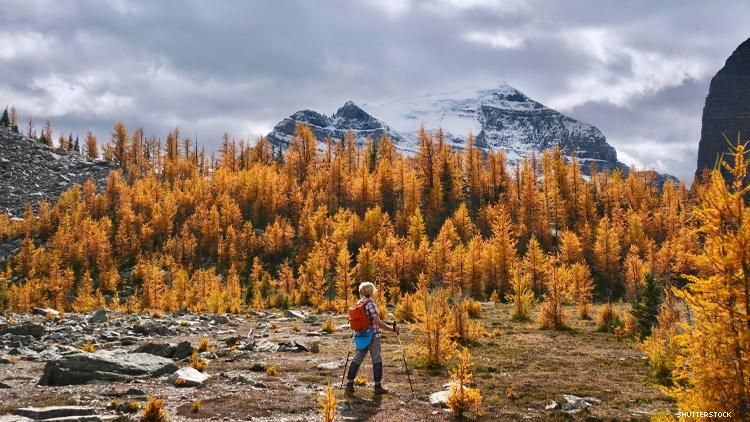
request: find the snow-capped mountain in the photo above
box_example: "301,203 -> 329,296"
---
267,83 -> 623,173
266,101 -> 406,149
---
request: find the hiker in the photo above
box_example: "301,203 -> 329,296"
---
345,281 -> 399,394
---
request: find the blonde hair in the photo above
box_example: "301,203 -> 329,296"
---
358,281 -> 376,297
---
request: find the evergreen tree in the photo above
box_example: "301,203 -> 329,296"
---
0,107 -> 9,127
629,273 -> 662,338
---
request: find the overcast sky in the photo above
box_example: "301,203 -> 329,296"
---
1,0 -> 748,182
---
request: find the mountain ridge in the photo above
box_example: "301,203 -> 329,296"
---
266,83 -> 645,177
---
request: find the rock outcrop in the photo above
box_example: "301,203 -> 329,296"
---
0,127 -> 115,218
695,37 -> 750,181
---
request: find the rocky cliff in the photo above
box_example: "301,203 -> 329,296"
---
695,37 -> 750,180
0,127 -> 115,217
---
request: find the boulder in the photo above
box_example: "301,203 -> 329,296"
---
429,390 -> 450,408
173,341 -> 194,360
13,406 -> 95,420
284,310 -> 307,319
167,367 -> 209,387
38,350 -> 177,386
88,310 -> 108,324
1,324 -> 44,338
248,339 -> 278,353
132,342 -> 175,358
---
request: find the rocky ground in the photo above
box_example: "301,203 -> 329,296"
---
0,304 -> 674,421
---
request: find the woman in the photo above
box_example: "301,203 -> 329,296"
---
345,281 -> 399,394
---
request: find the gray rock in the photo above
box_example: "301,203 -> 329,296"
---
173,341 -> 193,360
278,340 -> 309,353
429,390 -> 450,408
0,381 -> 10,389
211,315 -> 230,324
167,367 -> 209,387
316,362 -> 340,370
133,321 -> 174,337
249,339 -> 278,353
250,362 -> 266,372
32,308 -> 60,318
284,310 -> 307,319
561,394 -> 601,413
88,310 -> 108,324
38,351 -> 178,386
132,342 -> 175,358
545,400 -> 558,410
13,406 -> 95,420
1,324 -> 44,338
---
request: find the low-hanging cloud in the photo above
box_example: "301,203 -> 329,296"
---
1,0 -> 748,184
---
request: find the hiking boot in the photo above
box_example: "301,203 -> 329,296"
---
373,384 -> 389,395
345,383 -> 355,394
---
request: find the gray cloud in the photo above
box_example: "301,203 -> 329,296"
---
1,0 -> 748,184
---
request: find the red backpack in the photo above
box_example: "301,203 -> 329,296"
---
348,300 -> 370,332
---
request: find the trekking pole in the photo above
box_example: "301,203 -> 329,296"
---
340,348 -> 351,389
393,321 -> 415,399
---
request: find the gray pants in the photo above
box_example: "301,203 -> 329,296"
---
347,334 -> 383,384
352,334 -> 381,365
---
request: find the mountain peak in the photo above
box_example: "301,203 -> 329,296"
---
333,100 -> 371,121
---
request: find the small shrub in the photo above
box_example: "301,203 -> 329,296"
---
127,401 -> 141,413
354,376 -> 367,386
321,317 -> 336,334
191,400 -> 202,414
409,286 -> 456,368
488,290 -> 500,303
292,324 -> 301,332
108,399 -> 120,410
190,351 -> 207,372
197,337 -> 210,352
318,383 -> 336,422
266,364 -> 279,376
465,299 -> 482,319
174,378 -> 187,387
151,310 -> 164,318
447,347 -> 482,418
139,396 -> 168,422
596,303 -> 622,333
614,326 -> 624,340
641,297 -> 681,386
506,386 -> 519,400
623,312 -> 637,337
80,340 -> 97,353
